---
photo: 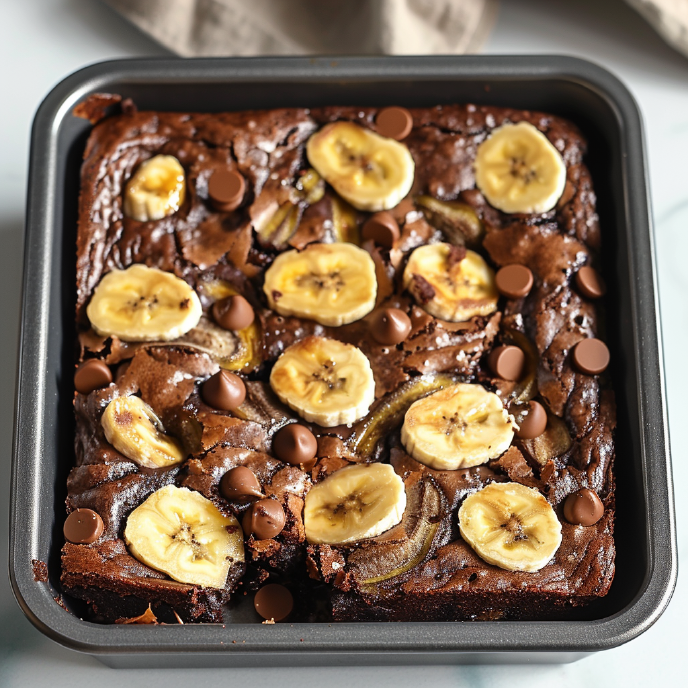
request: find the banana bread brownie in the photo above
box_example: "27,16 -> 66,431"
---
62,95 -> 614,624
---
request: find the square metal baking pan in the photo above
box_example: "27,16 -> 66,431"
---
9,55 -> 677,667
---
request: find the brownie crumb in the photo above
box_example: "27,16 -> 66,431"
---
121,98 -> 138,116
53,595 -> 70,612
72,93 -> 122,124
32,559 -> 48,582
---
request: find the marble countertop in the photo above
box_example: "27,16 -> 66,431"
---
0,0 -> 685,685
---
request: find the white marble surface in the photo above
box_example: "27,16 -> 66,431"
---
0,0 -> 685,684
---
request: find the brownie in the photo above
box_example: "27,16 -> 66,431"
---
61,96 -> 614,624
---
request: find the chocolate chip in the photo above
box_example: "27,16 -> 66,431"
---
201,370 -> 246,411
515,400 -> 547,439
563,488 -> 604,526
495,265 -> 533,299
64,508 -> 104,544
273,424 -> 318,468
254,583 -> 293,622
74,359 -> 113,394
362,212 -> 400,249
242,499 -> 286,540
375,106 -> 413,140
488,345 -> 525,381
208,169 -> 245,212
410,274 -> 436,304
212,295 -> 255,331
575,266 -> 606,299
572,338 -> 610,375
220,466 -> 263,503
369,307 -> 412,345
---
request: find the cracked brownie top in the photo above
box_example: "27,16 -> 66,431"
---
62,97 -> 614,624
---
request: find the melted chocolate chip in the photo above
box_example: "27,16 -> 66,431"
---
316,435 -> 347,459
375,106 -> 413,140
410,274 -> 436,303
572,339 -> 610,375
208,169 -> 245,212
201,370 -> 246,411
563,488 -> 604,526
369,307 -> 412,345
362,212 -> 400,248
410,305 -> 433,331
575,266 -> 606,299
459,465 -> 499,482
64,508 -> 104,544
212,295 -> 255,331
74,359 -> 113,394
495,265 -> 533,299
254,583 -> 293,622
243,499 -> 286,540
220,466 -> 263,503
488,345 -> 525,381
515,400 -> 547,439
273,424 -> 318,467
446,244 -> 467,267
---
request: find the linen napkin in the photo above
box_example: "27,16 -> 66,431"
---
103,0 -> 499,56
626,0 -> 688,58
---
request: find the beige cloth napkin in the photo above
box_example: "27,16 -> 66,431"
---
103,0 -> 499,56
626,0 -> 688,58
105,0 -> 688,60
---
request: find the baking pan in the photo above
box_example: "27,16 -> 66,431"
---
9,55 -> 676,667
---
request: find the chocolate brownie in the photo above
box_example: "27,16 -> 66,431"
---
61,96 -> 614,624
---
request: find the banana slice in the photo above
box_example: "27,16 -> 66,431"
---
474,122 -> 566,214
87,264 -> 202,341
124,485 -> 244,588
102,395 -> 185,468
263,243 -> 377,326
403,243 -> 498,322
123,154 -> 186,222
458,482 -> 562,572
306,121 -> 415,211
270,336 -> 375,427
304,463 -> 406,544
401,383 -> 514,470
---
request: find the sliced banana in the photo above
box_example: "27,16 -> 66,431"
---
458,482 -> 562,572
123,154 -> 186,222
87,264 -> 202,341
306,121 -> 415,211
304,463 -> 406,545
474,121 -> 566,214
102,395 -> 185,468
270,336 -> 375,427
124,485 -> 244,588
403,243 -> 498,322
401,383 -> 514,470
263,243 -> 377,327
